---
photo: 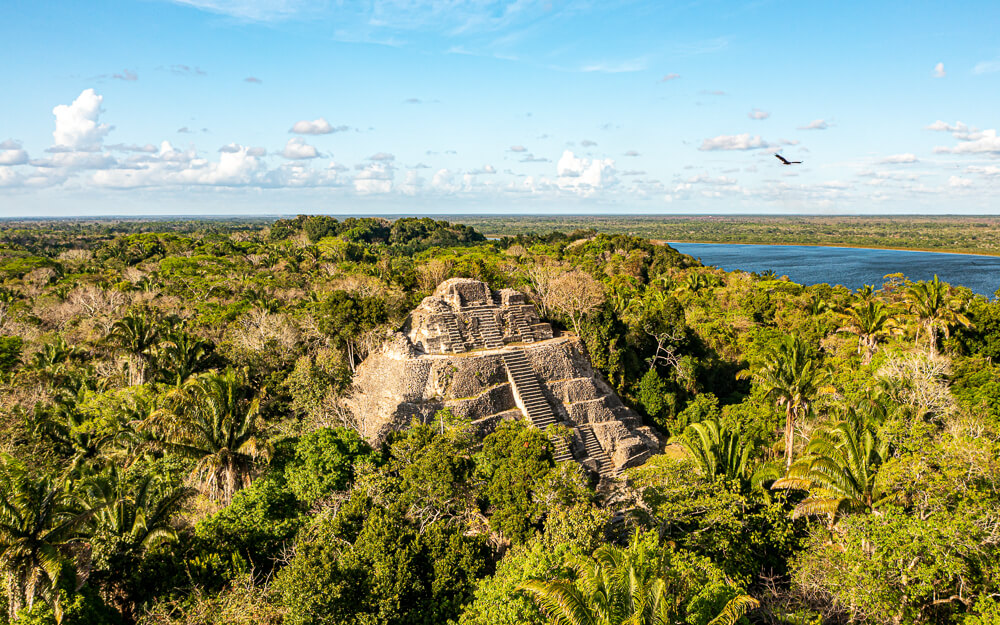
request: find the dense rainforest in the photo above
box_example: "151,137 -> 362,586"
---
0,215 -> 997,625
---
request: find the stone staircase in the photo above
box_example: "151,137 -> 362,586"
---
441,314 -> 466,353
578,423 -> 618,478
510,308 -> 536,343
465,305 -> 504,349
503,350 -> 572,462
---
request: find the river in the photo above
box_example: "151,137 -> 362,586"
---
668,242 -> 1000,296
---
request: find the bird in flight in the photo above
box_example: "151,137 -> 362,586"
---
774,154 -> 802,165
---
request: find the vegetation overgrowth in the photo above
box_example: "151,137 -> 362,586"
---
0,215 -> 998,625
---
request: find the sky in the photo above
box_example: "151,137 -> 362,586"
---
1,0 -> 1000,216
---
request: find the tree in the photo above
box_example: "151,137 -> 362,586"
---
82,467 -> 193,621
474,420 -> 556,544
547,269 -> 605,335
740,335 -> 829,470
316,291 -> 388,372
671,420 -> 751,483
772,417 -> 892,525
906,274 -> 971,355
156,329 -> 212,386
142,368 -> 271,504
284,427 -> 378,504
837,300 -> 900,363
519,532 -> 758,625
107,309 -> 164,386
0,459 -> 92,622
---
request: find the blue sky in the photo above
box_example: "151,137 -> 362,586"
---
1,0 -> 999,215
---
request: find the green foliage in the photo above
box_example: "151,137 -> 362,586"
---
2,217 -> 1000,625
275,506 -> 489,625
387,416 -> 477,527
474,420 -> 555,543
628,455 -> 805,580
518,530 -> 757,625
0,336 -> 23,378
193,476 -> 302,582
284,427 -> 377,503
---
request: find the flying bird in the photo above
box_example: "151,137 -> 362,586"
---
774,154 -> 802,165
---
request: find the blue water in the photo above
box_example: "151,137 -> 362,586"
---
669,243 -> 1000,297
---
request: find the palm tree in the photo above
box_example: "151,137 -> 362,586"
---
671,420 -> 751,483
906,275 -> 971,355
772,418 -> 892,526
519,539 -> 758,625
82,467 -> 193,621
0,460 -> 93,622
33,395 -> 113,474
107,309 -> 162,385
141,368 -> 271,503
837,300 -> 901,363
156,330 -> 211,386
739,335 -> 829,470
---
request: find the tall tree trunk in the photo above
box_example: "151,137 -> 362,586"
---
784,405 -> 796,470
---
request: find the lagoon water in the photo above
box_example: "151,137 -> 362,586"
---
669,242 -> 1000,297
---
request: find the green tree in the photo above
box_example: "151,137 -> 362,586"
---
474,420 -> 556,544
285,427 -> 377,504
82,468 -> 192,621
107,309 -> 164,386
740,335 -> 829,470
671,420 -> 751,483
836,299 -> 900,363
0,459 -> 92,622
519,532 -> 758,625
156,329 -> 212,386
773,418 -> 892,525
906,274 -> 971,355
316,291 -> 388,371
142,368 -> 271,503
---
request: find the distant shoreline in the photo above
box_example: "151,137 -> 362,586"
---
654,240 -> 1000,259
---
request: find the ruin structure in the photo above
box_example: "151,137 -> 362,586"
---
347,278 -> 660,478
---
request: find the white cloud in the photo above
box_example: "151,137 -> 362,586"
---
581,58 -> 646,73
659,73 -> 680,82
580,139 -> 597,147
52,89 -> 111,151
282,137 -> 319,159
165,0 -> 320,21
880,153 -> 918,164
369,152 -> 395,162
93,144 -> 266,188
31,152 -> 117,170
948,175 -> 973,188
353,162 -> 393,194
926,120 -> 968,133
698,134 -> 775,151
0,140 -> 28,166
0,168 -> 24,187
509,145 -> 527,152
968,165 -> 1000,177
399,170 -> 424,195
798,119 -> 830,130
468,165 -> 496,175
113,69 -> 138,81
973,59 -> 1000,75
933,62 -> 946,78
432,168 -> 457,192
289,117 -> 345,135
556,150 -> 616,195
934,128 -> 1000,154
748,108 -> 770,120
